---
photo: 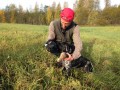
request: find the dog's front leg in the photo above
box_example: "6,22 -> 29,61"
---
62,60 -> 71,77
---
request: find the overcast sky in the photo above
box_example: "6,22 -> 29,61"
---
0,0 -> 120,10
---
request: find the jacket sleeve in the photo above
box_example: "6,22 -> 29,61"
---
72,25 -> 83,60
47,21 -> 55,40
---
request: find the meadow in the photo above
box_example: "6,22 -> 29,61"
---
0,23 -> 120,90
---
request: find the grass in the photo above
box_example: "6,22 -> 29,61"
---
0,23 -> 120,90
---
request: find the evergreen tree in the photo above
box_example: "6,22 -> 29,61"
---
105,0 -> 111,8
34,2 -> 40,24
24,9 -> 30,24
46,6 -> 53,24
51,2 -> 56,21
39,4 -> 46,25
54,3 -> 61,20
4,5 -> 11,23
16,5 -> 24,23
9,4 -> 16,23
63,2 -> 68,8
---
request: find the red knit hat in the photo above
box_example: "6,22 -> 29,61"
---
60,8 -> 74,22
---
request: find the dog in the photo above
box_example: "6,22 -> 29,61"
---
45,40 -> 93,77
56,53 -> 93,77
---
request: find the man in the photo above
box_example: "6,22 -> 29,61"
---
45,8 -> 93,73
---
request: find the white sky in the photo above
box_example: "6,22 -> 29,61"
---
0,0 -> 120,10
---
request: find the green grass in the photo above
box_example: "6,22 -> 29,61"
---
0,23 -> 120,90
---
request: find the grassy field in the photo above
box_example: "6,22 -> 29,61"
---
0,23 -> 120,90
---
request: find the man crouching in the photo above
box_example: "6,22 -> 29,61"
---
45,8 -> 93,77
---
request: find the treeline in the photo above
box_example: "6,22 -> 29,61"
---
0,0 -> 120,26
0,2 -> 63,25
74,0 -> 120,25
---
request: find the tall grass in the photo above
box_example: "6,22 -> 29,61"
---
0,23 -> 120,90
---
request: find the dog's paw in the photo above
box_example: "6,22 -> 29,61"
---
84,61 -> 93,72
62,67 -> 71,78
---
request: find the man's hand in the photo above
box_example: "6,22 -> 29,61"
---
64,53 -> 74,61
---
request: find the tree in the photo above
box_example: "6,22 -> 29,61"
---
51,2 -> 56,21
63,2 -> 68,8
73,0 -> 79,10
74,0 -> 89,25
16,5 -> 24,23
34,2 -> 39,13
87,10 -> 99,25
39,11 -> 46,25
33,2 -> 40,24
105,0 -> 111,8
94,0 -> 100,10
4,5 -> 11,23
54,3 -> 61,20
46,6 -> 53,24
24,9 -> 30,24
83,0 -> 94,12
87,0 -> 100,25
0,10 -> 6,23
97,8 -> 111,25
39,4 -> 46,25
117,5 -> 120,24
9,4 -> 17,23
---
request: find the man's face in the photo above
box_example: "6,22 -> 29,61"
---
61,18 -> 71,30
